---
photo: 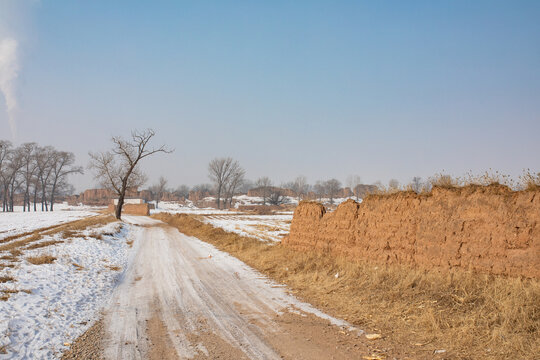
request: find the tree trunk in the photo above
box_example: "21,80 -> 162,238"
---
115,193 -> 125,220
216,185 -> 222,209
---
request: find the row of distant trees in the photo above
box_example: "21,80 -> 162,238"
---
149,157 -> 409,209
0,140 -> 82,212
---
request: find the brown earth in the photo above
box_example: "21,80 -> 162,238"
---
285,185 -> 540,278
107,203 -> 150,216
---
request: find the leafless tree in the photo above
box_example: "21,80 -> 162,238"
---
89,129 -> 172,219
35,146 -> 56,211
409,176 -> 424,193
0,141 -> 12,211
49,151 -> 83,211
267,188 -> 286,205
208,157 -> 241,209
19,143 -> 38,211
291,175 -> 309,200
346,174 -> 362,200
324,178 -> 342,205
314,180 -> 325,201
223,165 -> 245,208
151,176 -> 168,209
255,176 -> 272,205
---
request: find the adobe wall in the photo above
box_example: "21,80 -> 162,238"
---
107,203 -> 150,216
284,185 -> 540,278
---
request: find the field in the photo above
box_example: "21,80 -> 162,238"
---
0,212 -> 132,358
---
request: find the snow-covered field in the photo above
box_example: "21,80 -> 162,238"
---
0,204 -> 100,241
152,201 -> 293,242
0,220 -> 132,359
202,214 -> 292,242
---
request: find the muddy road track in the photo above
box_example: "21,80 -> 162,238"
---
74,216 -> 374,360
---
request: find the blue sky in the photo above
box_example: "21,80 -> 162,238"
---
1,0 -> 539,190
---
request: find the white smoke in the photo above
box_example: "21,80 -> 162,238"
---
0,37 -> 20,138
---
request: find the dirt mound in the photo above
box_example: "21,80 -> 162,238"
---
284,185 -> 540,278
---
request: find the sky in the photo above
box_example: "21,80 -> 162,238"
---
0,0 -> 539,192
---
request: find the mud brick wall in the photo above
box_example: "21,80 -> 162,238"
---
284,185 -> 540,277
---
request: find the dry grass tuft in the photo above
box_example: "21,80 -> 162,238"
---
0,275 -> 14,283
72,262 -> 84,271
105,265 -> 121,271
154,213 -> 540,360
26,254 -> 56,265
25,240 -> 63,250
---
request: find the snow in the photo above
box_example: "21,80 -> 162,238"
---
0,204 -> 99,241
201,214 -> 292,242
0,221 -> 132,359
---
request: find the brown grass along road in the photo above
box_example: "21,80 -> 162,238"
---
154,213 -> 540,360
68,215 -> 385,359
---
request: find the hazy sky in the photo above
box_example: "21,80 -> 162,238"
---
1,0 -> 539,191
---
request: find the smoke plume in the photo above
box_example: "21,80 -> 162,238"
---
0,37 -> 20,138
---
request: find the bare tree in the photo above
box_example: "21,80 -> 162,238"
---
19,143 -> 38,212
151,176 -> 168,209
89,129 -> 172,220
324,178 -> 342,205
49,151 -> 83,211
0,141 -> 12,211
314,181 -> 325,201
293,175 -> 309,200
346,174 -> 362,200
409,176 -> 424,193
35,146 -> 55,211
255,176 -> 272,205
224,165 -> 245,208
267,188 -> 287,205
208,157 -> 240,209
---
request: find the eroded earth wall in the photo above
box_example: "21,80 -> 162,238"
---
284,186 -> 540,277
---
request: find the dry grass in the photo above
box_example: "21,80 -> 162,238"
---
0,215 -> 117,271
25,240 -> 63,250
26,254 -> 56,265
154,213 -> 540,360
0,275 -> 14,283
105,265 -> 121,271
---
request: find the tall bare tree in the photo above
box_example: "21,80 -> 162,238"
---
346,174 -> 362,200
151,176 -> 168,209
0,141 -> 12,211
49,151 -> 83,211
293,175 -> 309,200
89,129 -> 172,219
255,176 -> 272,205
19,143 -> 38,212
223,165 -> 245,208
208,157 -> 239,209
314,180 -> 325,201
36,146 -> 55,211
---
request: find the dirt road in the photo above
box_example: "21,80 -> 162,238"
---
74,216 -> 375,359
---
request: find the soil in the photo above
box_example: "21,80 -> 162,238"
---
65,216 -> 401,359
